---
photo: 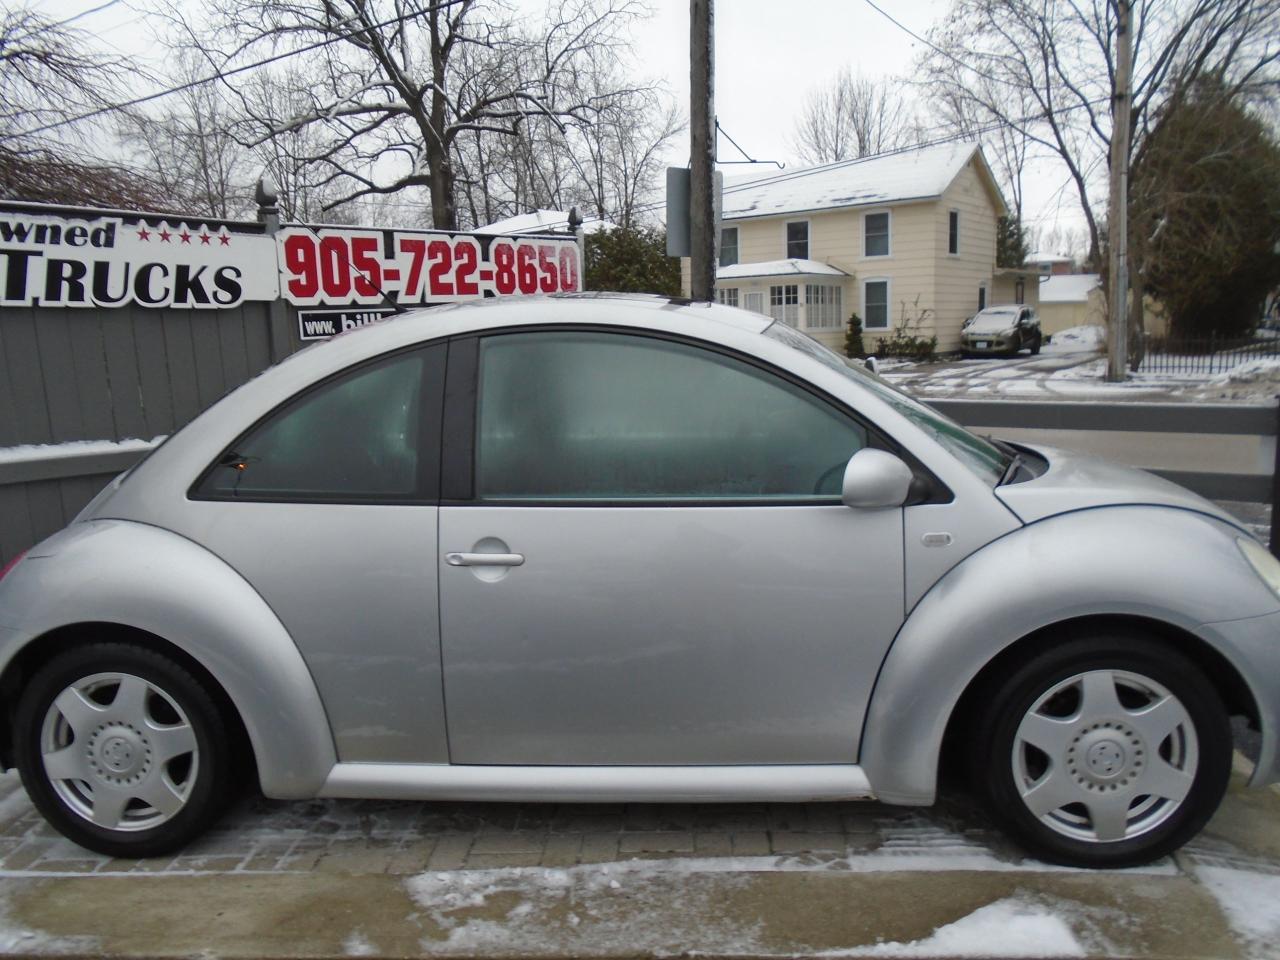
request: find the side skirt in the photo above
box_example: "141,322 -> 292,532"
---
317,763 -> 876,803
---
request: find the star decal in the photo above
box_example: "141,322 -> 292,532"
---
158,228 -> 172,242
136,226 -> 151,241
179,230 -> 192,244
199,232 -> 212,245
218,233 -> 231,246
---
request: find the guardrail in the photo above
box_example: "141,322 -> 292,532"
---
928,398 -> 1279,552
1,400 -> 1277,565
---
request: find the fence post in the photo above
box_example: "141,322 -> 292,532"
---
256,176 -> 292,363
1271,396 -> 1280,558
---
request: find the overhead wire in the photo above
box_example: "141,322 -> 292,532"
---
1,0 -> 469,143
3,0 -> 123,47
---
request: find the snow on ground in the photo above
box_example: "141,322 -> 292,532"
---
1044,324 -> 1106,350
0,437 -> 161,464
0,888 -> 97,955
1194,866 -> 1280,960
830,899 -> 1087,958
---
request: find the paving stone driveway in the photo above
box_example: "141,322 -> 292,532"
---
0,769 -> 1043,877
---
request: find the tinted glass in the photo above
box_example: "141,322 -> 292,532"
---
720,227 -> 739,266
198,351 -> 426,500
865,280 -> 889,328
476,332 -> 867,501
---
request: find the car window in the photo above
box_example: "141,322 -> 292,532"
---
474,331 -> 868,501
196,349 -> 428,501
763,322 -> 1011,485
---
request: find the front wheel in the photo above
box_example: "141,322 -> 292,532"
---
14,642 -> 235,858
976,635 -> 1231,868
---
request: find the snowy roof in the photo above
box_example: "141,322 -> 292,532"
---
1039,273 -> 1101,303
721,142 -> 994,221
1025,251 -> 1074,264
475,209 -> 611,235
717,258 -> 849,280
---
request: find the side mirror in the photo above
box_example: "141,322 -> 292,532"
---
841,449 -> 914,509
863,356 -> 880,375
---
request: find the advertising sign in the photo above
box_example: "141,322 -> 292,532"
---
0,207 -> 582,320
0,213 -> 279,308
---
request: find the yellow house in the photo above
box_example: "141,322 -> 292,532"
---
688,142 -> 1028,353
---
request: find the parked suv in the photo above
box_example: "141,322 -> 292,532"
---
962,305 -> 1042,357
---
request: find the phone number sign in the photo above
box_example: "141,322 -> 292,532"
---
277,228 -> 581,308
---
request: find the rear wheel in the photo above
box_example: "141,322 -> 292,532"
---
977,634 -> 1231,868
1030,334 -> 1042,355
14,642 -> 234,857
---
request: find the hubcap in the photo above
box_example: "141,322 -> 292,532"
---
1012,669 -> 1197,844
39,672 -> 199,832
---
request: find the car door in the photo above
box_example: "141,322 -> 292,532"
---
437,328 -> 906,766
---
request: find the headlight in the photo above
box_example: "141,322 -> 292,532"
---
1237,537 -> 1280,596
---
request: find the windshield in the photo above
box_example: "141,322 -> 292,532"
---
763,322 -> 1011,484
965,308 -> 1020,334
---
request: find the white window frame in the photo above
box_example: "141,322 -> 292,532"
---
977,283 -> 988,311
720,227 -> 739,267
863,210 -> 891,258
948,210 -> 959,256
862,277 -> 891,330
803,284 -> 843,331
717,287 -> 739,307
769,283 -> 800,327
784,219 -> 810,261
743,291 -> 765,315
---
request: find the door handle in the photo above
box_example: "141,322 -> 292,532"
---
445,552 -> 525,567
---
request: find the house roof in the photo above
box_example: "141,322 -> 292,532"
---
720,141 -> 1001,221
1039,273 -> 1101,303
717,258 -> 850,280
1024,251 -> 1075,264
475,209 -> 611,235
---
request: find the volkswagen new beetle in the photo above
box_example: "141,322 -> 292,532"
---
1,294 -> 1278,868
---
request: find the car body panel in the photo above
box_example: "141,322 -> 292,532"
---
860,506 -> 1280,804
166,500 -> 448,764
996,443 -> 1243,529
438,504 -> 904,765
0,520 -> 336,797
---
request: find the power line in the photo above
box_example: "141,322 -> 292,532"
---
857,0 -> 1013,91
1,0 -> 467,143
5,0 -> 123,47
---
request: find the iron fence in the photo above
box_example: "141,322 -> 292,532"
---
1134,333 -> 1280,375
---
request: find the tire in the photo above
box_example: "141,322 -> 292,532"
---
1007,334 -> 1022,357
1031,334 -> 1042,355
975,634 -> 1231,868
14,642 -> 235,858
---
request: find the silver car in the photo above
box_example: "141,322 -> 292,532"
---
1,294 -> 1277,868
962,305 -> 1043,356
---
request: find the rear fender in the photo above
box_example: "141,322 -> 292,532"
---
0,520 -> 336,798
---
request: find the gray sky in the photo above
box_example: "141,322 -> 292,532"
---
36,0 -> 1090,250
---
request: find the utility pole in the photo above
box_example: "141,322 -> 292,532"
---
689,0 -> 716,302
1106,0 -> 1133,381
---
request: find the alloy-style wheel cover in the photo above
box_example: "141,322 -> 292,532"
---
39,672 -> 200,832
1012,669 -> 1198,844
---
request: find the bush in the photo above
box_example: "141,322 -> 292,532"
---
871,296 -> 938,362
844,312 -> 867,358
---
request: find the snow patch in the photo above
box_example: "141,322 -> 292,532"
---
342,930 -> 377,956
0,887 -> 99,955
0,437 -> 161,465
1196,865 -> 1280,958
1047,325 -> 1106,348
1209,357 -> 1280,385
826,898 -> 1087,957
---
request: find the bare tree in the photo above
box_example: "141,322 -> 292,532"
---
0,2 -> 126,150
170,0 -> 645,229
919,0 -> 1280,268
117,57 -> 254,219
791,69 -> 917,165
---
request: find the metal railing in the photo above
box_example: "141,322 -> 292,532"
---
1134,333 -> 1280,376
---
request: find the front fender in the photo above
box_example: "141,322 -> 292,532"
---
0,520 -> 337,798
860,506 -> 1280,805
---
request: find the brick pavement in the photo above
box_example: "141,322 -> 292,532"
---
0,769 -> 1036,877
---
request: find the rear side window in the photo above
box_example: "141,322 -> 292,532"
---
474,331 -> 867,502
194,347 -> 440,502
